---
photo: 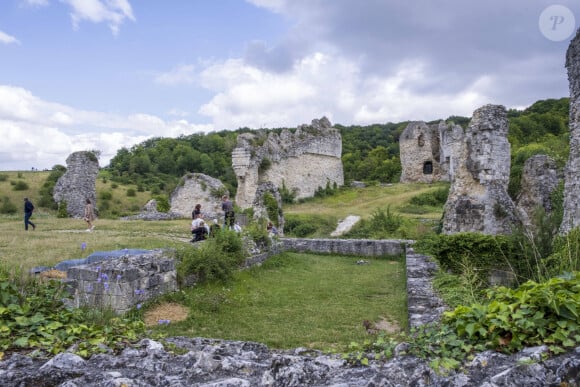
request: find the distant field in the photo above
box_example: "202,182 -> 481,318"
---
0,169 -> 445,272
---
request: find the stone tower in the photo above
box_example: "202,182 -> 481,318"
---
232,117 -> 344,209
442,105 -> 520,235
399,121 -> 442,183
561,29 -> 580,234
53,151 -> 99,218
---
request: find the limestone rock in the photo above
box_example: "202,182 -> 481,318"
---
170,173 -> 228,219
53,151 -> 99,218
561,28 -> 580,234
232,117 -> 344,209
516,154 -> 560,227
1,338 -> 579,386
442,104 -> 520,235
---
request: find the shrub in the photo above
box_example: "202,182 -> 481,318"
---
38,165 -> 65,209
100,191 -> 113,201
57,201 -> 68,218
283,214 -> 336,238
258,157 -> 271,174
12,181 -> 29,191
0,174 -> 8,182
263,192 -> 279,225
409,186 -> 449,207
111,183 -> 118,189
280,180 -> 297,204
126,188 -> 136,197
0,197 -> 18,214
176,229 -> 245,284
243,221 -> 271,249
154,195 -> 170,212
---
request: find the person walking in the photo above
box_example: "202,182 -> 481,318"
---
221,195 -> 235,229
84,199 -> 95,232
24,197 -> 36,231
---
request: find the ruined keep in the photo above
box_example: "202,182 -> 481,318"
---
516,154 -> 560,228
232,117 -> 344,209
399,120 -> 464,183
442,104 -> 520,235
53,151 -> 99,218
561,29 -> 580,234
169,173 -> 228,219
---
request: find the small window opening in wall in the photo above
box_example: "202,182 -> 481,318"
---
423,161 -> 433,174
418,134 -> 425,147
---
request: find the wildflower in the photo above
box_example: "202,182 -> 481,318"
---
136,303 -> 142,309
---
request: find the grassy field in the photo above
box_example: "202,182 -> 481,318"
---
151,252 -> 407,351
285,182 -> 447,221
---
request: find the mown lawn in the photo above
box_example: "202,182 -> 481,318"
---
153,252 -> 407,351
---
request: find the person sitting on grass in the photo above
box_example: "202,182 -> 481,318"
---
191,213 -> 209,242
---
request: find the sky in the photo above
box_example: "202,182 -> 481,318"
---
0,0 -> 579,171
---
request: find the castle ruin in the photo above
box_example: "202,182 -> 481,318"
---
399,121 -> 464,183
232,117 -> 344,209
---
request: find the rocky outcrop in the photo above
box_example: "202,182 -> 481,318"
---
442,105 -> 520,235
53,151 -> 99,218
561,29 -> 580,234
170,173 -> 228,219
232,117 -> 344,209
1,338 -> 579,386
516,154 -> 560,227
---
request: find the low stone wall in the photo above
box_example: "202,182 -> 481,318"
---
281,238 -> 409,257
65,250 -> 177,314
405,247 -> 447,327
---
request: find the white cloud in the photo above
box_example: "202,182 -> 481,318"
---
197,51 -> 491,130
62,0 -> 135,36
245,0 -> 286,13
0,30 -> 20,45
0,85 -> 212,170
154,64 -> 197,85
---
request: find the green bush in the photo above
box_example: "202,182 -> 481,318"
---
126,188 -> 136,197
57,201 -> 68,218
176,229 -> 245,284
409,186 -> 449,207
154,195 -> 170,212
0,174 -> 8,182
38,165 -> 66,209
100,191 -> 113,201
263,192 -> 279,225
12,181 -> 29,191
283,214 -> 336,237
0,197 -> 18,214
243,221 -> 271,249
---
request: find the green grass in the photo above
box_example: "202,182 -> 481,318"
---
286,183 -> 447,221
154,252 -> 407,351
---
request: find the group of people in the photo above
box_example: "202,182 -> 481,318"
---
190,195 -> 239,243
23,197 -> 96,232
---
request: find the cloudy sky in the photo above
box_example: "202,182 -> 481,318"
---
0,0 -> 578,170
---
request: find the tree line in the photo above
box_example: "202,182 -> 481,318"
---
100,98 -> 569,198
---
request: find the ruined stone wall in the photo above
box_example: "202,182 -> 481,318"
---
233,117 -> 344,209
169,173 -> 227,219
399,121 -> 442,183
561,29 -> 580,234
442,105 -> 520,235
53,151 -> 99,218
516,154 -> 560,228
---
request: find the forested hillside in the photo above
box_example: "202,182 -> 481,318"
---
101,98 -> 569,199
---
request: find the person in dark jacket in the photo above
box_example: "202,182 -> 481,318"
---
221,195 -> 235,229
24,197 -> 36,231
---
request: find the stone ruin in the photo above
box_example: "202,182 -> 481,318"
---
515,154 -> 560,228
169,173 -> 228,220
252,181 -> 285,234
561,29 -> 580,234
232,117 -> 344,210
399,120 -> 464,183
442,104 -> 520,235
53,151 -> 99,218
